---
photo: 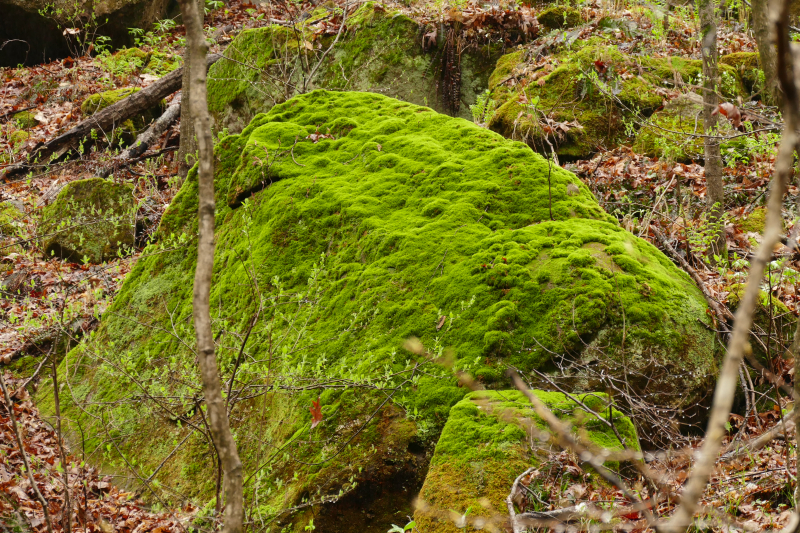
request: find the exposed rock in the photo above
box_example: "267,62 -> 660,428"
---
42,91 -> 717,530
487,42 -> 747,160
0,0 -> 171,66
207,3 -> 504,132
40,177 -> 135,263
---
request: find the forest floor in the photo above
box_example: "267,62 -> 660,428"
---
1,0 -> 799,531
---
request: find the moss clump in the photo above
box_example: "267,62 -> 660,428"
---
8,130 -> 29,146
737,206 -> 770,234
633,92 -> 704,161
414,390 -> 637,532
13,110 -> 38,129
43,91 -> 716,526
81,88 -> 163,145
537,6 -> 582,30
40,178 -> 135,263
207,3 -> 502,132
720,52 -> 763,96
97,47 -> 182,78
0,201 -> 24,246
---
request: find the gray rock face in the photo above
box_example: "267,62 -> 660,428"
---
0,0 -> 171,66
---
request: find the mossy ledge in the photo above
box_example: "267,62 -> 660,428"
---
39,90 -> 717,531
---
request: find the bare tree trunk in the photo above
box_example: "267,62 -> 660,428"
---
178,0 -> 243,529
700,0 -> 726,261
51,334 -> 71,533
753,0 -> 783,106
177,0 -> 205,178
663,2 -> 799,530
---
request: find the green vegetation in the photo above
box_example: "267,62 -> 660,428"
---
207,3 -> 501,131
81,87 -> 163,144
13,110 -> 38,129
487,42 -> 749,160
40,178 -> 136,263
415,390 -> 637,532
96,47 -> 182,78
537,6 -> 582,30
40,91 -> 716,528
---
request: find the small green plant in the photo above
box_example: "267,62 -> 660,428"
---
39,0 -> 108,58
469,90 -> 497,127
388,520 -> 416,532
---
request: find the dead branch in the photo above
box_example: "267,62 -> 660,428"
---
3,55 -> 220,178
720,407 -> 797,461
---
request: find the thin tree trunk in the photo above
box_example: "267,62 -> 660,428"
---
700,0 -> 726,261
177,0 -> 205,178
178,0 -> 243,529
51,333 -> 71,533
753,0 -> 783,105
663,2 -> 799,529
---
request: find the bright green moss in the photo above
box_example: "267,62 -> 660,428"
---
8,130 -> 29,145
0,201 -> 23,240
96,47 -> 182,78
414,390 -> 637,532
40,178 -> 135,263
13,110 -> 37,129
42,91 -> 717,528
537,6 -> 582,30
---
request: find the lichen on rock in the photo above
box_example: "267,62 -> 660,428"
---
40,177 -> 136,263
43,91 -> 718,530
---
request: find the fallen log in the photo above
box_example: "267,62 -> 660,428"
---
98,99 -> 181,178
3,54 -> 221,178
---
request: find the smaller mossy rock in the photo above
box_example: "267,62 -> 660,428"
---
97,47 -> 182,78
40,178 -> 136,263
13,110 -> 38,129
487,40 -> 748,160
81,87 -> 163,145
414,390 -> 637,532
537,6 -> 582,30
720,52 -> 763,97
727,283 -> 795,367
633,93 -> 704,161
207,2 -> 504,132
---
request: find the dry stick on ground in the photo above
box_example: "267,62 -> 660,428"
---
662,5 -> 799,531
98,100 -> 181,179
0,374 -> 55,533
2,55 -> 220,178
180,0 -> 243,530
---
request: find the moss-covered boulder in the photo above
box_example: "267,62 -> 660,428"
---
414,390 -> 636,531
633,92 -> 704,161
96,47 -> 182,78
720,52 -> 763,97
487,41 -> 747,160
207,3 -> 503,132
42,91 -> 716,530
40,178 -> 135,263
81,87 -> 163,145
537,6 -> 582,30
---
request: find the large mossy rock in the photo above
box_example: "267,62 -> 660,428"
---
0,0 -> 171,66
40,178 -> 135,263
487,41 -> 747,160
42,91 -> 716,530
207,3 -> 503,132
